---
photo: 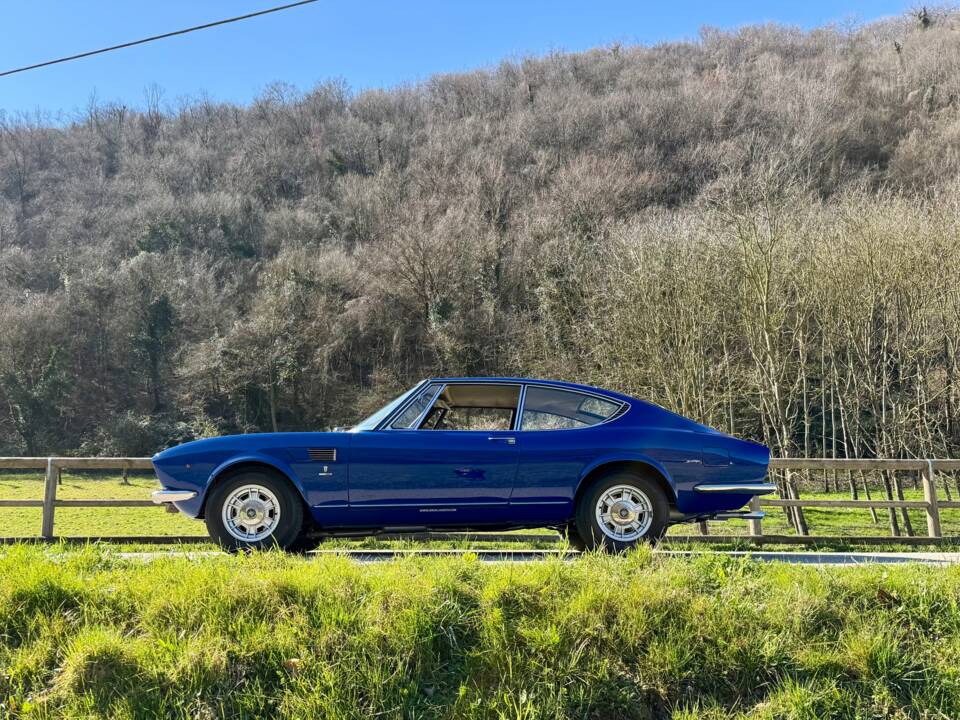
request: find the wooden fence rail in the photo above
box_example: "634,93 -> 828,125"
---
0,456 -> 183,542
0,456 -> 959,545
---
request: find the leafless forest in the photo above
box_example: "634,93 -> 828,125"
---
1,9 -> 959,459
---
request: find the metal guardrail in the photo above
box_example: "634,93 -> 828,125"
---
0,456 -> 958,544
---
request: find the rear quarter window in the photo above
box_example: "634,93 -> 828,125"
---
520,387 -> 623,431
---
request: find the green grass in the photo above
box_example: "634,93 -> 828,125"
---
0,473 -> 200,539
2,546 -> 960,718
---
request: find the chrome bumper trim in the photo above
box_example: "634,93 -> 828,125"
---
151,489 -> 198,504
693,482 -> 777,495
712,511 -> 766,520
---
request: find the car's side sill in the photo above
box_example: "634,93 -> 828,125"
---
336,501 -> 509,508
316,500 -> 569,509
508,500 -> 569,505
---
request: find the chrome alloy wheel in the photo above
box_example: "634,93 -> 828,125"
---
221,484 -> 281,542
594,484 -> 653,542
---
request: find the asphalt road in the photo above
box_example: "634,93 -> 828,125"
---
109,549 -> 960,565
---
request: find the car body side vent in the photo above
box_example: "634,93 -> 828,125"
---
307,448 -> 337,462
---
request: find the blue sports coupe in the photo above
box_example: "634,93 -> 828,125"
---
152,377 -> 774,551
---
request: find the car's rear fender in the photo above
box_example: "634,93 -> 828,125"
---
198,453 -> 308,519
575,453 -> 677,507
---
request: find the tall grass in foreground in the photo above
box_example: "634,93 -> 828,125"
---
1,546 -> 960,719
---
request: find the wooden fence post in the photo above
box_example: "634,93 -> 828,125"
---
748,495 -> 763,537
784,469 -> 809,535
921,460 -> 942,539
41,457 -> 58,538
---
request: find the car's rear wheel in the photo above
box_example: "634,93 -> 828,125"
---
205,470 -> 303,551
574,471 -> 668,552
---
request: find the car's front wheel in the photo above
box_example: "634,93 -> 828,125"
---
574,472 -> 669,552
205,470 -> 303,551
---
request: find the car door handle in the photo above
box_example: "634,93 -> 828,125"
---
487,436 -> 516,445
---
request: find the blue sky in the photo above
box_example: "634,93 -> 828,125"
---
2,0 -> 905,117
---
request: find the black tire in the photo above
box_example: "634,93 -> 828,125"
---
558,523 -> 587,551
574,471 -> 669,552
205,470 -> 304,552
288,531 -> 324,554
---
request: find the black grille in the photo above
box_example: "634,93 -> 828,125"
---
307,448 -> 337,462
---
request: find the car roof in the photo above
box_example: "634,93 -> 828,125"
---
426,377 -> 635,403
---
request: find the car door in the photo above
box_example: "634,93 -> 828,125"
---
347,383 -> 520,525
513,385 -> 626,506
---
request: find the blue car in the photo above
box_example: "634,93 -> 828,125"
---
152,377 -> 774,551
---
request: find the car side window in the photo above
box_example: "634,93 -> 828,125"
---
416,383 -> 520,431
428,407 -> 513,431
520,387 -> 622,431
389,384 -> 443,429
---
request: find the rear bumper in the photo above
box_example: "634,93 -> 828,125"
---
693,482 -> 777,495
151,489 -> 198,504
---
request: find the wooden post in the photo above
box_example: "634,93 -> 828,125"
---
697,520 -> 709,535
860,470 -> 878,524
785,469 -> 809,535
892,471 -> 915,537
41,457 -> 58,538
748,496 -> 762,537
921,460 -> 942,539
880,470 -> 900,536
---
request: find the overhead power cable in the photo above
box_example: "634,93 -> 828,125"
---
0,0 -> 319,78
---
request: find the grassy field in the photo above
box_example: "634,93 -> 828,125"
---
684,485 -> 960,540
1,546 -> 960,719
3,471 -> 960,549
0,473 -> 200,539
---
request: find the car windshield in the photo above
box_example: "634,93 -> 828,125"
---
350,381 -> 426,431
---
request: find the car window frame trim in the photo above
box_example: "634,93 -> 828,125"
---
386,382 -> 446,431
374,380 -> 629,433
378,381 -> 526,432
370,379 -> 430,430
517,384 -> 629,432
411,382 -> 523,433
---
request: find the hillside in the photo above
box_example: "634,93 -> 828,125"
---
2,9 -> 960,456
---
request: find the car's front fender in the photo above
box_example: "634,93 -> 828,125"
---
199,453 -> 309,515
154,451 -> 309,519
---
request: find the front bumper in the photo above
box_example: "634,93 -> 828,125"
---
151,489 -> 198,504
693,482 -> 777,495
